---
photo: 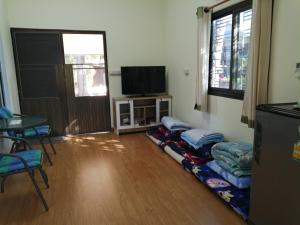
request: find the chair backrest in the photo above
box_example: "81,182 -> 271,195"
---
0,106 -> 14,119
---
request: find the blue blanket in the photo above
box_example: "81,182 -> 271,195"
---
211,142 -> 253,177
207,160 -> 251,189
161,116 -> 192,131
192,164 -> 250,220
181,129 -> 224,149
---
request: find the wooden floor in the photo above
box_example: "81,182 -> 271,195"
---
0,133 -> 246,225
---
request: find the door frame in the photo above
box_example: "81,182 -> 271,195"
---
11,28 -> 111,134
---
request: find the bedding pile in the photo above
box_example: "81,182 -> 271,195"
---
163,140 -> 215,167
181,128 -> 224,149
146,125 -> 183,146
192,164 -> 250,220
146,117 -> 251,220
191,142 -> 253,219
211,142 -> 253,177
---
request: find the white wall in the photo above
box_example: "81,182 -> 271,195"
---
0,0 -> 19,112
5,0 -> 166,125
165,0 -> 300,143
3,0 -> 300,141
268,0 -> 300,103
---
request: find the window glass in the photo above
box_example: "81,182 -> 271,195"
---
233,9 -> 252,90
63,34 -> 107,97
210,14 -> 233,89
72,65 -> 107,97
209,2 -> 252,99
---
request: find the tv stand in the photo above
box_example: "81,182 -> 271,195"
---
113,95 -> 172,135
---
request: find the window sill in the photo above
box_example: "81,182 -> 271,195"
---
208,88 -> 244,100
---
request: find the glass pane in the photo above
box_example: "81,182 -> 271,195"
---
134,108 -> 145,126
119,103 -> 131,126
211,14 -> 233,89
233,9 -> 252,90
160,101 -> 169,111
62,34 -> 107,97
63,34 -> 105,65
73,65 -> 107,97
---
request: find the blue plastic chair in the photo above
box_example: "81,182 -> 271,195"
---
0,136 -> 49,211
0,107 -> 56,166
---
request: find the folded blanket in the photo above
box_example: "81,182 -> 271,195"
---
216,160 -> 252,177
207,160 -> 251,189
181,129 -> 224,149
211,142 -> 253,177
161,116 -> 191,131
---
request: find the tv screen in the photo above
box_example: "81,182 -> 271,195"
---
121,66 -> 166,95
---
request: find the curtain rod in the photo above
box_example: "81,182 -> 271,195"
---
204,0 -> 230,12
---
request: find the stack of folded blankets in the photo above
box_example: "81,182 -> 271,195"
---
191,142 -> 253,220
164,129 -> 224,168
179,128 -> 224,170
146,117 -> 252,219
146,117 -> 225,167
211,142 -> 253,178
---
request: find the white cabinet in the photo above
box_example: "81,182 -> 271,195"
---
113,96 -> 172,134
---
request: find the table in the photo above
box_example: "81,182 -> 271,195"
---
0,116 -> 47,132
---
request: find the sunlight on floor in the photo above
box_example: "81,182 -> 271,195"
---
63,135 -> 127,153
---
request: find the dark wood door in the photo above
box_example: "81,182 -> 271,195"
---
64,64 -> 111,134
11,29 -> 111,136
11,29 -> 68,135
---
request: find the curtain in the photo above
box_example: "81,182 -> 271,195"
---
194,7 -> 211,112
241,0 -> 273,127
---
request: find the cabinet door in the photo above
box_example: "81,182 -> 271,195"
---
156,98 -> 172,123
116,100 -> 134,129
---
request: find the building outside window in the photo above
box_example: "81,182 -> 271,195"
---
209,0 -> 252,99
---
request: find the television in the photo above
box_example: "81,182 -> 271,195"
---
121,66 -> 166,95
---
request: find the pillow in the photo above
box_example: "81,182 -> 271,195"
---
161,116 -> 191,131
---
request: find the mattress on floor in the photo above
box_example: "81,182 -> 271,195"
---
146,132 -> 163,146
163,140 -> 214,168
164,145 -> 185,164
146,125 -> 183,147
192,164 -> 250,220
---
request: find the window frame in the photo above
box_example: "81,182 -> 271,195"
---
208,0 -> 252,100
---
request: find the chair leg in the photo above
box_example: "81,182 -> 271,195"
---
27,169 -> 49,211
40,138 -> 53,166
1,176 -> 7,193
38,167 -> 49,189
47,136 -> 56,155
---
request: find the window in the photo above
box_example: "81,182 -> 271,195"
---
63,33 -> 107,97
209,0 -> 252,99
